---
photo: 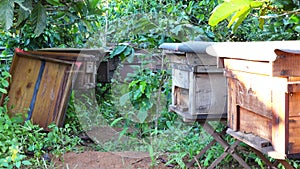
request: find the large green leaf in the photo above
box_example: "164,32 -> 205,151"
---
46,0 -> 64,6
16,0 -> 32,28
31,2 -> 47,36
228,6 -> 251,29
0,0 -> 14,30
208,0 -> 252,27
14,0 -> 31,11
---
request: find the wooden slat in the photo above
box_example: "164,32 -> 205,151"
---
28,51 -> 97,62
224,59 -> 271,75
288,117 -> 300,154
288,92 -> 300,117
186,53 -> 217,66
271,90 -> 289,155
55,65 -> 74,126
239,107 -> 272,141
227,77 -> 238,130
227,128 -> 287,160
31,62 -> 69,129
7,56 -> 40,117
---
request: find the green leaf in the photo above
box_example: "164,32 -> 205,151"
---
208,0 -> 252,27
110,45 -> 127,58
227,6 -> 250,28
16,161 -> 21,169
15,0 -> 31,11
0,0 -> 14,30
232,7 -> 251,32
89,0 -> 100,7
31,2 -> 47,36
228,6 -> 251,28
2,80 -> 9,88
0,88 -> 7,94
16,0 -> 32,28
110,117 -> 124,127
52,11 -> 65,20
46,0 -> 63,6
250,1 -> 264,8
22,160 -> 32,166
295,26 -> 300,33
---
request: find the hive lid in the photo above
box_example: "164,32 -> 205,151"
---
159,41 -> 215,54
206,41 -> 300,62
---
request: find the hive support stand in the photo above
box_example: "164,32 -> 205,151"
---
227,129 -> 295,169
186,122 -> 251,169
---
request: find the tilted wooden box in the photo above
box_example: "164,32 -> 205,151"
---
160,42 -> 227,122
1,51 -> 77,129
207,41 -> 300,157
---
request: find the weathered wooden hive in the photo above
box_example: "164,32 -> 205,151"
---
207,41 -> 300,158
0,50 -> 85,129
160,41 -> 227,122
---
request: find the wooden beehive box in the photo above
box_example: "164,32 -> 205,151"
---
0,51 -> 77,129
207,41 -> 300,157
160,42 -> 227,122
34,48 -> 106,88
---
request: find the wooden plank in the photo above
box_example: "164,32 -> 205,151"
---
272,53 -> 300,77
239,107 -> 272,141
227,77 -> 238,130
165,53 -> 187,64
189,71 -> 196,116
227,128 -> 287,160
224,58 -> 271,75
288,117 -> 300,154
288,77 -> 300,82
195,73 -> 227,115
288,92 -> 300,117
55,65 -> 74,126
186,53 -> 217,66
226,70 -> 273,118
7,56 -> 40,117
29,50 -> 100,61
271,89 -> 289,155
31,62 -> 69,129
172,69 -> 189,89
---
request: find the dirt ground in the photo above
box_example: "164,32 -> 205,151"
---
54,151 -> 173,169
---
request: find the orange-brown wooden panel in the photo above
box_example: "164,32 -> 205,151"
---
227,77 -> 238,130
239,107 -> 272,141
226,70 -> 273,119
7,56 -> 41,117
273,54 -> 300,77
31,62 -> 69,129
271,90 -> 289,155
224,59 -> 271,75
289,92 -> 300,117
288,117 -> 300,154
